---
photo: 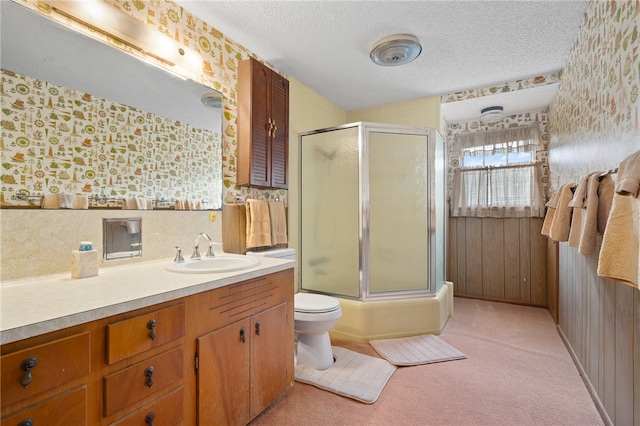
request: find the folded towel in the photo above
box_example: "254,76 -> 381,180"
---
541,188 -> 562,236
175,199 -> 186,210
135,197 -> 147,210
57,193 -> 73,209
578,173 -> 601,255
597,174 -> 615,235
72,194 -> 88,209
268,200 -> 288,245
246,199 -> 272,248
615,149 -> 640,196
548,183 -> 575,242
42,194 -> 59,209
123,198 -> 136,209
597,193 -> 639,289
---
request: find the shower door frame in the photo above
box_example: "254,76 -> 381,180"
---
299,122 -> 441,301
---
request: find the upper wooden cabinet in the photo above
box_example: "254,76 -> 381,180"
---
237,57 -> 289,189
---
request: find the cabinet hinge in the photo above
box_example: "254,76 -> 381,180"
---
194,353 -> 199,372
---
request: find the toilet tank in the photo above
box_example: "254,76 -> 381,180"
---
246,248 -> 296,262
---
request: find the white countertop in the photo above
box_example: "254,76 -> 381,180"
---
1,256 -> 295,345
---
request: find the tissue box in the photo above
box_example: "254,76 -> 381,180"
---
71,250 -> 99,279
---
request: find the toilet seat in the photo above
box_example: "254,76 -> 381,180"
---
294,293 -> 341,314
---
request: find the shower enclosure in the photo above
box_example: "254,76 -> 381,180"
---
299,122 -> 446,302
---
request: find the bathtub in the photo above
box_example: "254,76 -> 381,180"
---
329,282 -> 454,343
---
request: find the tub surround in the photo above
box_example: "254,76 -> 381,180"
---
330,282 -> 453,343
1,255 -> 294,345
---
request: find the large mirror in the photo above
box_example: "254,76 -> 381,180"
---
0,0 -> 223,210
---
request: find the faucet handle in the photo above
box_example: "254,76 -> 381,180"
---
174,246 -> 185,263
206,242 -> 220,258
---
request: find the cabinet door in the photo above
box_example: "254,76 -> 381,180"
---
269,74 -> 289,189
250,302 -> 290,417
197,319 -> 251,426
248,60 -> 271,187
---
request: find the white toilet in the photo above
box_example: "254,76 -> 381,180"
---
245,248 -> 342,370
294,292 -> 342,370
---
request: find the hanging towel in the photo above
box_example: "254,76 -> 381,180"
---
72,194 -> 89,209
597,193 -> 639,289
124,198 -> 137,209
41,194 -> 59,209
135,197 -> 148,210
597,174 -> 615,235
578,173 -> 602,255
268,200 -> 288,245
246,199 -> 272,248
568,174 -> 591,247
57,193 -> 73,209
548,183 -> 575,242
541,188 -> 562,236
174,199 -> 186,210
598,150 -> 640,289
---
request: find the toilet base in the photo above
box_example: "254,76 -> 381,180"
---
296,332 -> 334,370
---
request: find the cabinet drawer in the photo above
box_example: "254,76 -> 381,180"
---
106,304 -> 185,365
1,386 -> 86,426
110,387 -> 183,426
1,332 -> 90,407
103,346 -> 183,417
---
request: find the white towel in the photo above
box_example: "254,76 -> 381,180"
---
135,197 -> 147,210
57,193 -> 73,209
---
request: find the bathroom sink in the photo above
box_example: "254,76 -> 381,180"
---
164,255 -> 260,274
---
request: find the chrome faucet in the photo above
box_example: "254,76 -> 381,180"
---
192,232 -> 213,260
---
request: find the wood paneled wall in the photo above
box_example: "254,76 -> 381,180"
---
448,217 -> 547,306
558,242 -> 639,425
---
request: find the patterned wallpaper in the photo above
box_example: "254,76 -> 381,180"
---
1,69 -> 222,207
548,0 -> 640,189
4,0 -> 287,207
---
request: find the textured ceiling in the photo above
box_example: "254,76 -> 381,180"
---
177,0 -> 589,121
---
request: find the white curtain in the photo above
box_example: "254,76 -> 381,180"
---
451,126 -> 545,218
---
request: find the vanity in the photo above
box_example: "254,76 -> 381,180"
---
0,257 -> 295,425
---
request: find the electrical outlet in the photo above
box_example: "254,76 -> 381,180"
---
209,212 -> 217,222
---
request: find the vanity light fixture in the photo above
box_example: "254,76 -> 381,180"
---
480,106 -> 505,123
370,34 -> 422,66
42,0 -> 202,80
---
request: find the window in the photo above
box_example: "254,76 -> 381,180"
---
451,126 -> 545,218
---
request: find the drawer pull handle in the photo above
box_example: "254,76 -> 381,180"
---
18,419 -> 33,426
240,327 -> 246,343
147,319 -> 157,340
20,357 -> 37,388
144,366 -> 154,387
144,411 -> 155,425
255,321 -> 261,336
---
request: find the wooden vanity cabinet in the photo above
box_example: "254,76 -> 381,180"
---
0,269 -> 294,426
237,57 -> 289,189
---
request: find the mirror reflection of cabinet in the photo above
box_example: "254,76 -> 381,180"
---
237,57 -> 289,189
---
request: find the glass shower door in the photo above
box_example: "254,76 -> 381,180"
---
299,125 -> 361,298
367,129 -> 430,296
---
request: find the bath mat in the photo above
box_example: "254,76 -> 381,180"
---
369,334 -> 467,366
294,346 -> 396,404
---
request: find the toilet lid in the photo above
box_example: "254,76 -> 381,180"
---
294,293 -> 341,313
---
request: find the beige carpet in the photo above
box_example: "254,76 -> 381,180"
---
294,346 -> 397,404
369,334 -> 467,366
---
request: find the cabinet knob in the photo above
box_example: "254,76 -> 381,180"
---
20,357 -> 37,388
144,366 -> 154,387
144,411 -> 155,425
240,327 -> 246,343
147,319 -> 157,340
255,321 -> 261,336
18,420 -> 33,426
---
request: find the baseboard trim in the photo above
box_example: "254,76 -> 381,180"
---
556,325 -> 613,426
